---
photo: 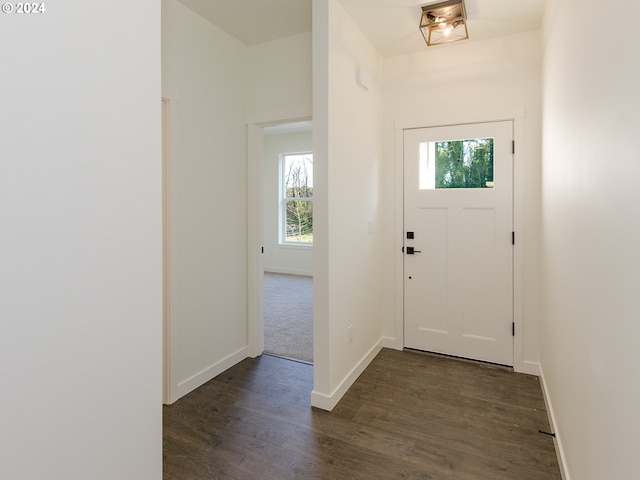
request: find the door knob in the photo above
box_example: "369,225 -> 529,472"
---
406,247 -> 421,255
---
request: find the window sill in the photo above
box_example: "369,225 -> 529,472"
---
278,242 -> 313,249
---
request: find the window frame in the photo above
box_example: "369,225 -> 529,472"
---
279,151 -> 313,246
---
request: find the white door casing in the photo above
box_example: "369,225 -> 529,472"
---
403,121 -> 514,366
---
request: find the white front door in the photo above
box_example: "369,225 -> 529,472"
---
403,121 -> 514,366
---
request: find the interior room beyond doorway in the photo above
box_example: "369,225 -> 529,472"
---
262,121 -> 313,363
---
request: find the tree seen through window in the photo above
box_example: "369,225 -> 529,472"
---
282,153 -> 313,244
433,138 -> 494,189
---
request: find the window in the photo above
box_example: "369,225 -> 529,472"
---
420,137 -> 494,189
281,152 -> 313,244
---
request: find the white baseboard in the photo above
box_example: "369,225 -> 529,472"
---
538,364 -> 571,480
515,360 -> 541,376
264,267 -> 313,277
168,346 -> 248,404
311,339 -> 383,411
382,336 -> 403,350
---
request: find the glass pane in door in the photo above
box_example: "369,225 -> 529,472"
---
419,137 -> 494,189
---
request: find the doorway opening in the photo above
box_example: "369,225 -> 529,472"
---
260,121 -> 314,364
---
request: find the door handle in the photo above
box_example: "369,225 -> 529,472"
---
406,247 -> 422,255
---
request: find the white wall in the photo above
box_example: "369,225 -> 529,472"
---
541,0 -> 640,478
312,0 -> 385,409
263,130 -> 314,275
382,31 -> 543,370
247,32 -> 312,120
0,2 -> 162,479
162,0 -> 249,402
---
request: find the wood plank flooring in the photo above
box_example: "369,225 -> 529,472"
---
163,348 -> 561,479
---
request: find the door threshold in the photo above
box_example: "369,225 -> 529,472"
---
403,348 -> 513,372
263,352 -> 313,366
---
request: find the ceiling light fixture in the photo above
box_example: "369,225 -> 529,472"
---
420,0 -> 468,47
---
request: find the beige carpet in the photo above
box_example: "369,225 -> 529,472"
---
263,272 -> 313,363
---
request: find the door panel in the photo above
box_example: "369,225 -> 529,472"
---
404,121 -> 513,366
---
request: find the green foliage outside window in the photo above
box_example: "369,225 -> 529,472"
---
283,154 -> 313,243
286,199 -> 313,243
435,138 -> 494,188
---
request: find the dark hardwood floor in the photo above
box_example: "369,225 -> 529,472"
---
163,348 -> 561,479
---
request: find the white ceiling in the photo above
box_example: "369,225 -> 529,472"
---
341,0 -> 545,57
176,0 -> 312,46
176,0 -> 545,57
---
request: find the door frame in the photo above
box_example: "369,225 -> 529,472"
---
247,111 -> 313,359
162,97 -> 174,404
393,108 -> 536,375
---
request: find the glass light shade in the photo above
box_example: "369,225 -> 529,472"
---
420,0 -> 468,46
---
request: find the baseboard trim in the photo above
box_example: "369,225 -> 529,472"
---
382,336 -> 403,350
516,360 -> 541,376
169,346 -> 248,404
311,339 -> 383,411
538,364 -> 571,480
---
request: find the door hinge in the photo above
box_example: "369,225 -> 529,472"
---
261,246 -> 264,254
512,322 -> 515,336
512,140 -> 515,154
512,232 -> 515,245
402,246 -> 405,253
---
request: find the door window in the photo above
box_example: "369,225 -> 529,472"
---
419,138 -> 494,190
